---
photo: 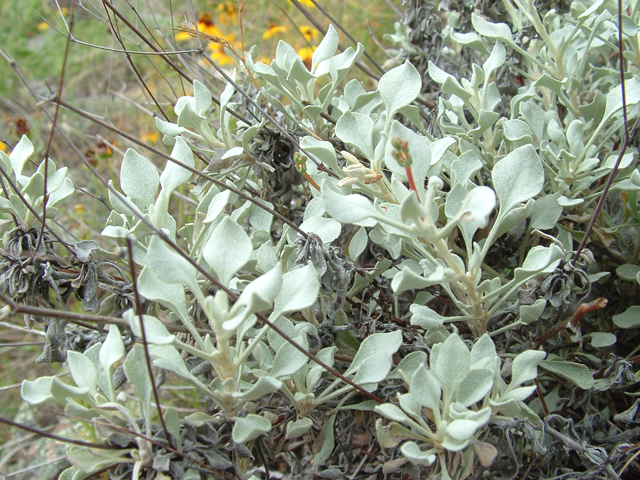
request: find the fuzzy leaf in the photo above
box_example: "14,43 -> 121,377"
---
124,344 -> 152,421
120,149 -> 159,207
322,180 -> 380,223
410,364 -> 441,411
271,263 -> 319,319
540,360 -> 594,389
400,442 -> 436,466
160,137 -> 194,194
510,350 -> 547,388
203,216 -> 252,287
492,144 -> 544,214
378,61 -> 422,116
232,414 -> 271,443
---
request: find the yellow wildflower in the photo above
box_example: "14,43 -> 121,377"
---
217,1 -> 238,26
208,42 -> 236,66
175,12 -> 223,41
141,132 -> 159,144
299,25 -> 319,42
263,23 -> 288,40
37,21 -> 49,31
297,45 -> 316,69
291,0 -> 316,7
74,204 -> 86,214
0,141 -> 6,152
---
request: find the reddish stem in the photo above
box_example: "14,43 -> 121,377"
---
405,166 -> 420,203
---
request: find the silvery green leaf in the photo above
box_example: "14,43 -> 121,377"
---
400,190 -> 426,223
397,395 -> 422,419
312,24 -> 339,72
470,334 -> 497,367
149,345 -> 210,393
603,76 -> 640,121
539,360 -> 594,389
458,186 -> 496,228
432,334 -> 470,401
306,347 -> 337,392
471,13 -> 513,43
300,136 -> 340,171
613,306 -> 640,329
530,193 -> 562,230
120,149 -> 159,207
346,331 -> 403,377
160,137 -> 194,194
125,310 -> 176,345
500,385 -> 537,402
50,377 -> 90,403
100,325 -> 125,379
492,144 -> 543,214
156,117 -> 188,137
348,226 -> 368,260
388,351 -> 427,381
193,80 -> 212,115
322,180 -> 380,224
21,377 -> 55,405
335,111 -> 374,159
203,216 -> 252,287
314,412 -> 337,465
520,299 -> 547,324
510,350 -> 546,388
410,364 -> 441,411
503,119 -> 533,143
265,318 -> 295,359
374,420 -> 423,448
378,61 -> 421,117
138,266 -> 190,322
430,137 -> 456,166
482,41 -> 506,81
428,62 -> 472,102
231,376 -> 282,403
67,446 -> 130,474
272,263 -> 319,319
410,304 -> 445,329
456,368 -> 494,407
270,335 -> 310,379
124,344 -> 152,421
446,419 -> 482,441
9,135 -> 34,176
286,417 -> 313,439
374,403 -> 412,423
328,44 -> 364,84
449,31 -> 489,53
204,189 -> 233,224
48,177 -> 74,208
589,332 -> 617,347
513,244 -> 564,282
400,442 -> 436,466
68,351 -> 97,397
146,235 -> 198,292
232,414 -> 271,443
352,353 -> 395,390
300,216 -> 341,244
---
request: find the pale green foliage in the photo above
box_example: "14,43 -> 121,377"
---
9,0 -> 640,478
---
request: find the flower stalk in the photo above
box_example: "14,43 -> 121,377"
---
391,136 -> 420,202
